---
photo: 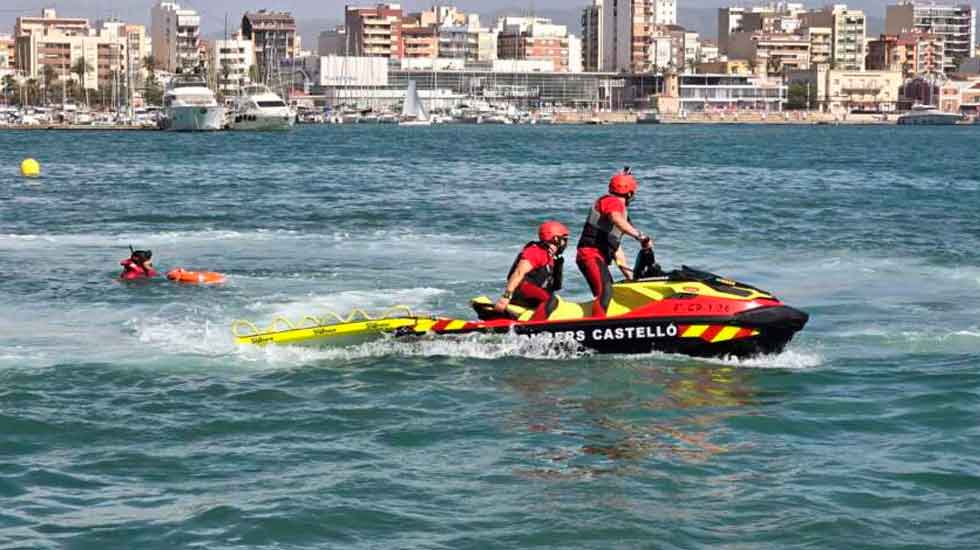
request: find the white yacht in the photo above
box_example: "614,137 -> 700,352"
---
897,104 -> 962,125
160,74 -> 225,131
229,85 -> 295,131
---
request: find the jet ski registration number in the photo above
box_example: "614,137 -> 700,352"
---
551,324 -> 678,342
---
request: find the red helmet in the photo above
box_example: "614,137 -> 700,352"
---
538,220 -> 570,243
609,172 -> 638,196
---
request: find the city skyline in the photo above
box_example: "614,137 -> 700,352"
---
0,0 -> 921,36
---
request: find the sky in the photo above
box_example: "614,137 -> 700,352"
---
1,1 -> 582,30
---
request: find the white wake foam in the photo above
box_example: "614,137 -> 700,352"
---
231,332 -> 590,366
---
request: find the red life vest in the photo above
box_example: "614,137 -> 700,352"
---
507,242 -> 562,292
120,258 -> 158,280
577,194 -> 627,264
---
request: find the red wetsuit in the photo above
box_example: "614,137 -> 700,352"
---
576,195 -> 627,317
508,242 -> 562,321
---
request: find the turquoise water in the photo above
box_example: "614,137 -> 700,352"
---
1,125 -> 978,548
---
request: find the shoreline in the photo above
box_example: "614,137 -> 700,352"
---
1,115 -> 976,131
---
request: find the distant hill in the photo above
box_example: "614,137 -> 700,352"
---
679,7 -> 717,39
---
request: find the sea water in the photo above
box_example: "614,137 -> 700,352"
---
0,125 -> 978,548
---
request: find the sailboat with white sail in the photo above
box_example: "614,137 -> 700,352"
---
399,80 -> 431,126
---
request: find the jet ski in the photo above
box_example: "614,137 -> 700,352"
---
233,251 -> 808,358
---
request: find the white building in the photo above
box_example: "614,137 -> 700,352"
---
15,28 -> 127,89
98,19 -> 151,83
700,41 -> 720,63
800,5 -> 866,71
602,0 -> 677,72
210,34 -> 254,97
568,34 -> 583,73
651,0 -> 678,26
684,31 -> 701,67
151,1 -> 201,72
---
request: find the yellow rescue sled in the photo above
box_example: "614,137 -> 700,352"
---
232,306 -> 440,347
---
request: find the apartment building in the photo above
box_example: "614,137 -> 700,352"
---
151,1 -> 201,72
497,17 -> 570,72
0,35 -> 15,69
241,11 -> 297,82
581,0 -> 603,72
805,26 -> 832,65
728,31 -> 811,75
345,4 -> 404,58
210,33 -> 254,96
318,27 -> 347,56
15,28 -> 127,89
15,9 -> 88,37
800,5 -> 866,70
886,2 -> 975,72
867,32 -> 945,77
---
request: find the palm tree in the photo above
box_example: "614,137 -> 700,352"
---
72,57 -> 93,106
25,78 -> 40,106
142,55 -> 155,84
766,56 -> 782,78
219,59 -> 233,100
2,74 -> 17,104
42,65 -> 58,104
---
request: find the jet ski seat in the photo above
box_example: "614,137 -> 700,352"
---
471,279 -> 677,322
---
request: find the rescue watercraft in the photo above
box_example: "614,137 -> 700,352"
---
233,253 -> 808,358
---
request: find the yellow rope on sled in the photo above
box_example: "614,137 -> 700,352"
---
231,305 -> 418,337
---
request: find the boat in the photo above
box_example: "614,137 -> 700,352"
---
228,84 -> 294,131
378,112 -> 399,124
479,114 -> 513,125
399,80 -> 431,126
897,104 -> 962,125
233,251 -> 808,358
159,74 -> 225,131
637,111 -> 660,124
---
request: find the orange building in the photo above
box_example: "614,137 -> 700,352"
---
866,32 -> 944,78
401,25 -> 438,59
345,4 -> 404,58
496,17 -> 569,72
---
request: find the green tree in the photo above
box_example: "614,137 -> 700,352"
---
1,74 -> 16,103
144,78 -> 163,106
42,65 -> 58,104
140,55 -> 156,87
787,82 -> 816,110
25,78 -> 40,106
221,60 -> 232,90
72,57 -> 93,106
766,56 -> 782,77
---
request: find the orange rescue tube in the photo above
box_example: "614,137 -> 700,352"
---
166,268 -> 227,285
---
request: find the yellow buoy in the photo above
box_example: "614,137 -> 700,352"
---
20,158 -> 40,178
